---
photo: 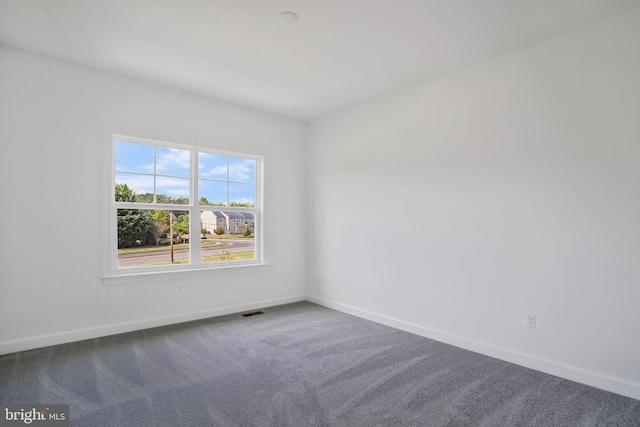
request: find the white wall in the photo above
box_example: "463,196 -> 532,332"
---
0,45 -> 307,353
307,10 -> 640,399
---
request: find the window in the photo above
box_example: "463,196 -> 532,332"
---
105,134 -> 262,278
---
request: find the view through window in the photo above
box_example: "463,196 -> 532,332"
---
110,137 -> 261,273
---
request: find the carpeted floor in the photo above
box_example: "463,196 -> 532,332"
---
1,302 -> 639,426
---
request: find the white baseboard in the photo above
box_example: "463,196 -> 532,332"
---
0,295 -> 306,356
306,294 -> 640,401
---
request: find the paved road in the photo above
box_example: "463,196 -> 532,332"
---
117,239 -> 254,268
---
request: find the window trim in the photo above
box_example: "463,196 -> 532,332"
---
102,129 -> 265,283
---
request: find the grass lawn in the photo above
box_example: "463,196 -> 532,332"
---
202,252 -> 255,262
204,234 -> 254,240
142,252 -> 255,266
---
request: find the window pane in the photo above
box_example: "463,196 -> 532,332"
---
117,209 -> 190,268
199,153 -> 228,180
115,173 -> 154,201
229,157 -> 255,183
200,210 -> 255,263
115,141 -> 154,173
199,180 -> 227,206
229,183 -> 255,206
156,176 -> 190,204
156,147 -> 190,177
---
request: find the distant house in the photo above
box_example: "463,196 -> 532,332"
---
200,211 -> 254,235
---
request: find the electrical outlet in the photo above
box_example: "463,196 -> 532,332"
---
177,284 -> 185,294
525,312 -> 536,329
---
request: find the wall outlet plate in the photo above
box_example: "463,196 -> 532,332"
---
525,312 -> 536,329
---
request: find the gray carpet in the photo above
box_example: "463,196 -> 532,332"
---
1,302 -> 639,426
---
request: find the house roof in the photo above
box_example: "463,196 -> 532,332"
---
212,211 -> 254,220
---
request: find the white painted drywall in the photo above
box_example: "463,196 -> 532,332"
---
0,45 -> 307,353
307,10 -> 640,399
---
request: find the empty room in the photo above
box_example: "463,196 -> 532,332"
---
1,1 -> 639,426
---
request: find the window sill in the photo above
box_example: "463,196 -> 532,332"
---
101,262 -> 270,286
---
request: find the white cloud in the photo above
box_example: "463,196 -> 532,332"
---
157,176 -> 190,197
156,148 -> 190,175
200,165 -> 227,179
229,159 -> 255,182
116,174 -> 153,194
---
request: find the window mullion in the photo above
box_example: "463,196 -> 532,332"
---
191,150 -> 200,266
153,145 -> 157,203
189,206 -> 201,266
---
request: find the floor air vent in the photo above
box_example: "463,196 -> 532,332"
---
241,311 -> 264,317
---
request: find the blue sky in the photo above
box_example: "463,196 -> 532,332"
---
115,140 -> 255,204
199,153 -> 255,183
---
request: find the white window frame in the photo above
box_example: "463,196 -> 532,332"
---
102,131 -> 264,284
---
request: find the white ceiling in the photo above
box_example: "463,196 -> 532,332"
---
1,0 -> 639,121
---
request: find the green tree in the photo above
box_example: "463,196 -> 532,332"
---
115,184 -> 151,248
214,226 -> 225,237
173,214 -> 190,242
199,197 -> 225,206
136,192 -> 154,203
115,183 -> 136,202
155,194 -> 189,205
150,210 -> 169,245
